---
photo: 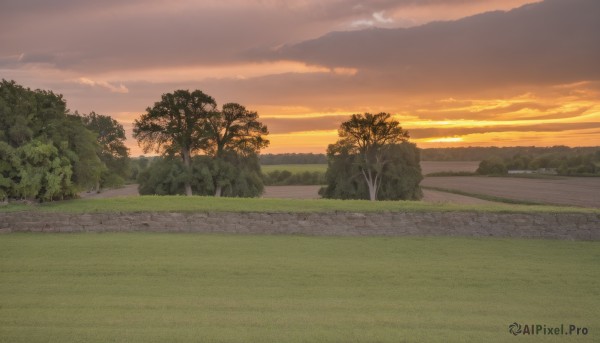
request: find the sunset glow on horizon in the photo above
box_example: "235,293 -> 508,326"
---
2,0 -> 599,155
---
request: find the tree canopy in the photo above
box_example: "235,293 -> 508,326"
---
321,113 -> 421,201
133,89 -> 217,195
0,79 -> 129,201
133,90 -> 269,197
79,111 -> 131,188
203,103 -> 269,196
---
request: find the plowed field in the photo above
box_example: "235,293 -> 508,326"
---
422,176 -> 600,207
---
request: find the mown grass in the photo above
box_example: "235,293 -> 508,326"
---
261,164 -> 327,173
0,195 -> 598,214
0,234 -> 597,342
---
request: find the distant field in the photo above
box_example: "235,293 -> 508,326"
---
261,162 -> 480,175
422,176 -> 600,208
1,234 -> 598,343
420,161 -> 480,175
261,164 -> 327,173
262,185 -> 322,199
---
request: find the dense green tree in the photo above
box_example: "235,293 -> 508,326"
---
62,115 -> 105,190
0,79 -> 106,201
133,89 -> 217,196
0,142 -> 18,200
80,111 -> 130,188
14,140 -> 75,201
324,113 -> 412,201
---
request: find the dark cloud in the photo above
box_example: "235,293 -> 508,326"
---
276,0 -> 600,91
17,53 -> 57,64
0,0 -> 536,73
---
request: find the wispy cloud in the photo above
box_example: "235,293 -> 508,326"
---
76,77 -> 128,94
351,11 -> 394,27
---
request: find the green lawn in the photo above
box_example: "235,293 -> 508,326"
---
1,196 -> 598,214
261,164 -> 327,173
0,234 -> 597,342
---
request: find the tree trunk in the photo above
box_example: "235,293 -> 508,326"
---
215,184 -> 222,197
362,169 -> 378,201
368,183 -> 377,201
184,183 -> 193,197
182,148 -> 193,196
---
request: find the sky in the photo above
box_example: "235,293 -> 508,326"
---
1,0 -> 599,155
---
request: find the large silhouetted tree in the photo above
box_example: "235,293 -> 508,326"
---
201,103 -> 269,196
325,112 -> 413,201
133,90 -> 216,196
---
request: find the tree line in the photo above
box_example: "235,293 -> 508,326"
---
477,150 -> 600,176
0,80 -> 129,201
2,81 -> 423,202
421,146 -> 600,161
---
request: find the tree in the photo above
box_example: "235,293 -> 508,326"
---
0,142 -> 18,201
326,113 -> 411,201
14,140 -> 75,201
133,89 -> 217,196
0,79 -> 104,201
320,141 -> 422,200
80,111 -> 131,189
201,103 -> 269,197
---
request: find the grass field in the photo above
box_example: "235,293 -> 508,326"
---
261,164 -> 327,173
0,234 -> 597,342
1,195 -> 597,214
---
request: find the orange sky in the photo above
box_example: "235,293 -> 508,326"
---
1,0 -> 598,155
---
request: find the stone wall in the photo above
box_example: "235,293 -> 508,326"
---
1,211 -> 598,240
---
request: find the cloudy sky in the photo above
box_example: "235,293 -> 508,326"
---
1,0 -> 599,154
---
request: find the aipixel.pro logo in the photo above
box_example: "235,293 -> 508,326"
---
509,322 -> 589,336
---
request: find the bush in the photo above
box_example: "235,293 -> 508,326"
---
477,158 -> 507,175
137,154 -> 264,197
